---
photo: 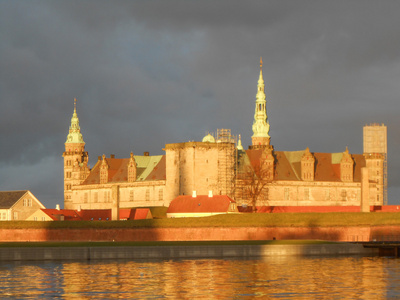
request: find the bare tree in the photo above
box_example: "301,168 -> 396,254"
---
239,159 -> 272,212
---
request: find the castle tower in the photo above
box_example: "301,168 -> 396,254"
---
363,123 -> 387,205
63,99 -> 89,207
251,57 -> 271,149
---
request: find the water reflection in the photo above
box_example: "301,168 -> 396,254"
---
1,256 -> 400,299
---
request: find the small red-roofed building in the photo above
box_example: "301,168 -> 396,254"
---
27,208 -> 112,221
166,192 -> 238,218
119,208 -> 152,220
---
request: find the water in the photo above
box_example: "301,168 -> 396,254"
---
2,256 -> 400,299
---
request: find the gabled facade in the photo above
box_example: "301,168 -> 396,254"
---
235,148 -> 382,207
233,58 -> 384,207
0,190 -> 45,220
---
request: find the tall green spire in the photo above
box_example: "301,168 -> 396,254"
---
252,57 -> 270,140
65,98 -> 85,144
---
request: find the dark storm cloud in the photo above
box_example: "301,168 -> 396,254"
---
1,0 -> 399,207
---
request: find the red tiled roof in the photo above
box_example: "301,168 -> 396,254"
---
119,208 -> 132,220
145,156 -> 166,181
41,209 -> 111,221
244,149 -> 366,182
133,208 -> 151,220
167,195 -> 235,213
77,209 -> 111,221
119,208 -> 152,220
82,155 -> 166,185
41,209 -> 82,221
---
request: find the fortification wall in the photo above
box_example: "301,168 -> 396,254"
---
1,225 -> 400,242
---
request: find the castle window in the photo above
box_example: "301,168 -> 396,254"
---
284,188 -> 290,201
146,189 -> 150,201
341,190 -> 347,201
130,190 -> 134,201
13,212 -> 18,220
304,188 -> 309,201
325,189 -> 330,201
159,189 -> 163,201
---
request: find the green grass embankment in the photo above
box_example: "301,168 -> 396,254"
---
1,212 -> 400,229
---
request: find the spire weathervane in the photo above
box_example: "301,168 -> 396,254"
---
66,98 -> 85,144
251,58 -> 270,148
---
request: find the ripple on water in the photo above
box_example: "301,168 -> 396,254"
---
1,256 -> 400,299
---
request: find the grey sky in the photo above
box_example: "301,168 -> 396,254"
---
1,1 -> 399,208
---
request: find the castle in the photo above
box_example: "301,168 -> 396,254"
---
63,59 -> 386,217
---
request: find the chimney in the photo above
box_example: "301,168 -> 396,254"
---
144,152 -> 149,156
78,205 -> 81,212
208,190 -> 213,198
192,191 -> 197,198
56,204 -> 60,210
110,154 -> 115,158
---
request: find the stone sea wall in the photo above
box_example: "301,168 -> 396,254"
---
1,225 -> 400,242
0,243 -> 378,262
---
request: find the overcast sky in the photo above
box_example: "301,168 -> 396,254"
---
1,1 -> 399,208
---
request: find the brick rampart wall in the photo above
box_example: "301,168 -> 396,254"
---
254,205 -> 400,213
1,225 -> 400,242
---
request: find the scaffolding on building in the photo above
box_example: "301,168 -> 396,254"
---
363,123 -> 388,205
215,129 -> 237,199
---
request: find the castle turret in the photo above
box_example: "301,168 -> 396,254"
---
251,57 -> 271,149
63,99 -> 90,208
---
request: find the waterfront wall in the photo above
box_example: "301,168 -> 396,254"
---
0,243 -> 377,262
1,225 -> 400,242
253,205 -> 400,213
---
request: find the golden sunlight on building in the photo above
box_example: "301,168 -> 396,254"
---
63,60 -> 385,216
